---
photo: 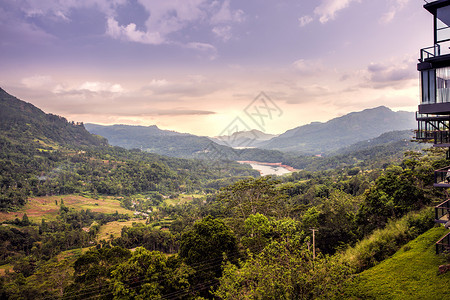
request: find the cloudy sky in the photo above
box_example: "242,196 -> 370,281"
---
0,0 -> 433,136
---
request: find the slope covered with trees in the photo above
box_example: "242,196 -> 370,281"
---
1,88 -> 448,299
0,88 -> 258,211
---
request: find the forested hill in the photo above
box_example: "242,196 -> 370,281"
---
0,88 -> 107,147
0,88 -> 259,211
260,106 -> 416,154
85,123 -> 226,158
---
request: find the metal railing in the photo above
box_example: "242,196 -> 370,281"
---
434,131 -> 450,145
436,231 -> 450,254
415,130 -> 450,144
415,130 -> 435,141
435,199 -> 450,223
434,166 -> 450,186
420,44 -> 441,61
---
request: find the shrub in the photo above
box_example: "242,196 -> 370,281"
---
341,207 -> 434,272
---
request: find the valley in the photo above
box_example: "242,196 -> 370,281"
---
0,87 -> 448,299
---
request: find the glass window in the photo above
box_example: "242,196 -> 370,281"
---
436,6 -> 450,42
430,70 -> 436,103
422,71 -> 429,103
437,67 -> 450,103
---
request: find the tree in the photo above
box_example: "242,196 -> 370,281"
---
357,166 -> 429,234
214,239 -> 352,299
217,177 -> 287,219
21,213 -> 30,226
111,248 -> 193,299
179,216 -> 239,296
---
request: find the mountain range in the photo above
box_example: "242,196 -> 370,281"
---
258,106 -> 416,154
85,123 -> 232,159
211,129 -> 278,148
86,106 -> 417,157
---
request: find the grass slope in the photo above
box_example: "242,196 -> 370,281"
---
0,195 -> 134,222
96,219 -> 146,242
345,226 -> 450,299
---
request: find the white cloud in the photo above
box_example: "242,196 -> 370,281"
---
380,0 -> 410,24
298,15 -> 313,27
314,0 -> 360,24
367,61 -> 415,84
19,0 -> 126,21
21,75 -> 54,89
210,0 -> 244,24
149,79 -> 169,87
144,75 -> 220,97
212,25 -> 232,41
51,81 -> 125,95
106,17 -> 164,44
292,59 -> 324,75
186,42 -> 218,60
78,81 -> 124,93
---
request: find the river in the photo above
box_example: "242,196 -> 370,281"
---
237,161 -> 296,176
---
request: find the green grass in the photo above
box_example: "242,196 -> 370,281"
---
0,195 -> 134,223
96,219 -> 147,242
344,226 -> 450,299
163,194 -> 204,206
55,247 -> 91,262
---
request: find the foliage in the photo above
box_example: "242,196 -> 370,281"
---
64,247 -> 132,299
179,216 -> 239,274
341,207 -> 435,273
215,239 -> 352,299
217,177 -> 288,219
112,222 -> 178,253
357,166 -> 431,234
111,247 -> 193,299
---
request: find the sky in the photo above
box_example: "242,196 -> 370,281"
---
0,0 -> 434,136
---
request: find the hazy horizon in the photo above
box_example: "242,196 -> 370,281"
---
0,0 -> 429,136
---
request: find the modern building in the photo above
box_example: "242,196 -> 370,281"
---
416,0 -> 450,254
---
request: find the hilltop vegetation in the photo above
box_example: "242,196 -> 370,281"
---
0,88 -> 449,299
1,145 -> 448,299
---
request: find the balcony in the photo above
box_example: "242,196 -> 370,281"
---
420,44 -> 441,62
415,130 -> 450,146
436,231 -> 450,254
434,166 -> 450,187
435,199 -> 450,223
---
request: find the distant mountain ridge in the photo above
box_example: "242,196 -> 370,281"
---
86,106 -> 417,160
211,129 -> 278,148
85,123 -> 231,158
329,130 -> 416,156
259,106 -> 416,154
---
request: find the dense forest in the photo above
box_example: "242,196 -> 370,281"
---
1,88 -> 449,299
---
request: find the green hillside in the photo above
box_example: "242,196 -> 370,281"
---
0,88 -> 107,147
0,88 -> 258,211
344,226 -> 450,299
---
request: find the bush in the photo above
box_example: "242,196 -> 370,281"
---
341,207 -> 434,273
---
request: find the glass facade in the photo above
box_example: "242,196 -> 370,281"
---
421,67 -> 450,104
437,6 -> 450,43
437,67 -> 450,103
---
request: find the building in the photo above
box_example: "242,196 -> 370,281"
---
416,0 -> 450,254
